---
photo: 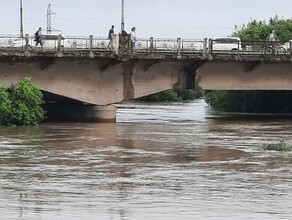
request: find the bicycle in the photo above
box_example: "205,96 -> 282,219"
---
266,42 -> 286,55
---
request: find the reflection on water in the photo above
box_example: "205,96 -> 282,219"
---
0,99 -> 291,220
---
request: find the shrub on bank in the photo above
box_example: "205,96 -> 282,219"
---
137,89 -> 203,102
204,90 -> 292,113
0,77 -> 45,126
0,87 -> 12,125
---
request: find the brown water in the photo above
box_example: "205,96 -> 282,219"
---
0,99 -> 291,220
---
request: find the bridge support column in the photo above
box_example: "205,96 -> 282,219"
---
44,103 -> 117,123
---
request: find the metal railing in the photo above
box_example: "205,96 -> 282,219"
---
209,39 -> 292,57
0,34 -> 291,59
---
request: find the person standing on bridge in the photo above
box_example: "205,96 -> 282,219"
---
130,27 -> 137,53
268,30 -> 278,48
268,30 -> 278,41
107,25 -> 115,50
34,27 -> 43,47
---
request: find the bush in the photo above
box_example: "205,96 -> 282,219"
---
138,89 -> 203,102
264,140 -> 292,152
0,87 -> 12,125
204,91 -> 231,111
204,90 -> 292,113
0,77 -> 45,126
176,89 -> 203,100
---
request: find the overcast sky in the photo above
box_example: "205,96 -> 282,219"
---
1,0 -> 291,39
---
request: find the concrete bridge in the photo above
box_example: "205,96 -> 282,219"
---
0,34 -> 292,122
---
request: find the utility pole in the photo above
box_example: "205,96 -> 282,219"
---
20,0 -> 23,38
121,0 -> 125,32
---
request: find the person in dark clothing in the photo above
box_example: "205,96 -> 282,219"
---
107,25 -> 114,49
34,27 -> 43,47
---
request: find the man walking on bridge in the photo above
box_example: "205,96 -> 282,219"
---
34,27 -> 43,47
107,25 -> 114,50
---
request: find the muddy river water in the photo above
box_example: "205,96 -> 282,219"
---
0,99 -> 291,219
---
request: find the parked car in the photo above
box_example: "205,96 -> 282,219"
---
211,37 -> 242,51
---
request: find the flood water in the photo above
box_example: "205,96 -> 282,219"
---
0,99 -> 291,220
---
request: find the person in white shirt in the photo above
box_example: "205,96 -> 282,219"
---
268,30 -> 277,42
130,27 -> 136,52
268,30 -> 278,50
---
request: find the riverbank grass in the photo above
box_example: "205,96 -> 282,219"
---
264,140 -> 292,152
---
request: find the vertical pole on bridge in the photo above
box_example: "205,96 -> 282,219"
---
208,38 -> 213,56
121,0 -> 125,32
177,37 -> 181,57
89,35 -> 94,57
57,34 -> 62,51
203,38 -> 208,58
20,0 -> 23,38
149,37 -> 154,54
89,35 -> 93,51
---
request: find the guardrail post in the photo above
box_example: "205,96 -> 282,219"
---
89,35 -> 93,51
177,37 -> 181,56
57,34 -> 62,51
208,38 -> 213,55
264,41 -> 267,57
149,37 -> 154,54
289,41 -> 292,59
25,34 -> 29,49
89,35 -> 94,57
203,38 -> 208,58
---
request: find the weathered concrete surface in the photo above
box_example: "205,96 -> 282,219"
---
0,56 -> 191,105
196,61 -> 292,90
1,51 -> 292,107
44,103 -> 117,122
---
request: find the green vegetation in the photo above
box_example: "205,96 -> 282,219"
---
0,77 -> 45,126
206,17 -> 292,113
233,15 -> 292,41
137,89 -> 203,102
264,140 -> 292,152
205,90 -> 292,113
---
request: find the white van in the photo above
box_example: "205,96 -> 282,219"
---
211,37 -> 242,51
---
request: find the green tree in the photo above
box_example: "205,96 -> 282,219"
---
233,16 -> 292,41
0,77 -> 45,126
0,87 -> 12,125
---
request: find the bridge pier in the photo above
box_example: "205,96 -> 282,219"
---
44,103 -> 116,123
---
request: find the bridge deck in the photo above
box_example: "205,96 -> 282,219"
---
1,35 -> 292,62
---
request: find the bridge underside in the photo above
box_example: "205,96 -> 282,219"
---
196,61 -> 292,90
1,55 -> 292,122
0,56 -> 190,105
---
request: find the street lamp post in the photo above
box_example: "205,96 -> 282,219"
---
121,0 -> 125,32
20,0 -> 23,38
